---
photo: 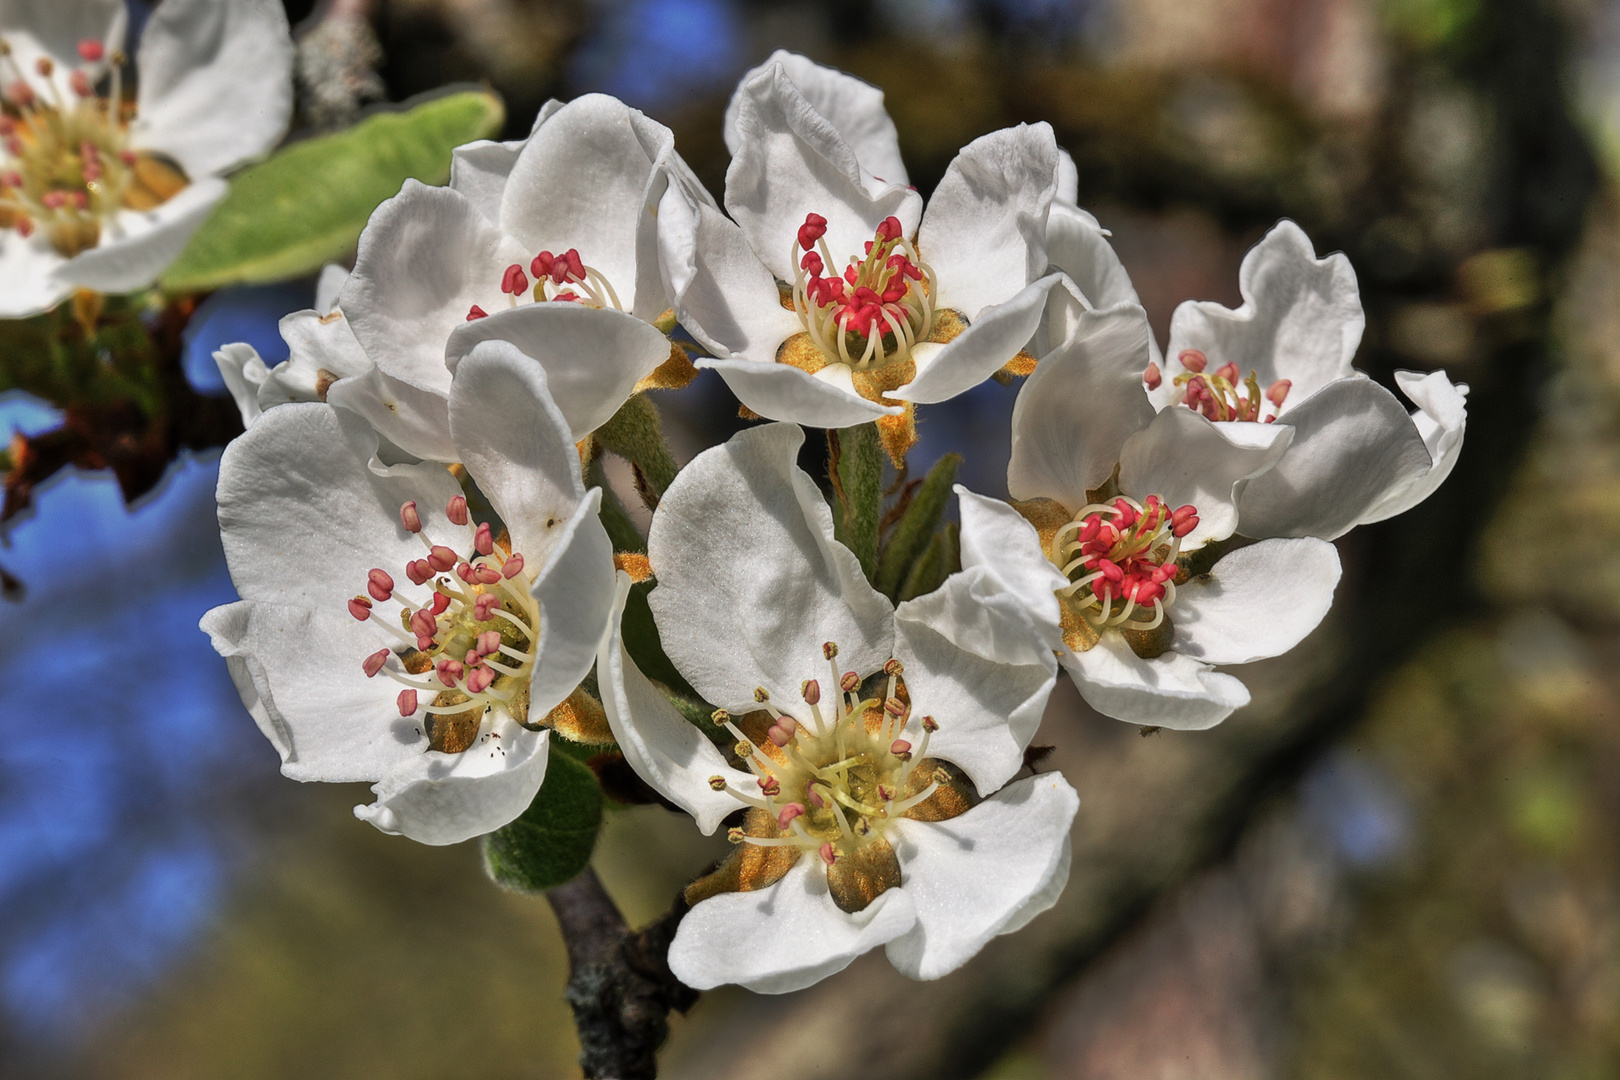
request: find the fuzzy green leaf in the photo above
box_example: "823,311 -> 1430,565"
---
875,452 -> 961,600
480,752 -> 602,893
898,521 -> 960,602
594,394 -> 680,508
162,89 -> 505,292
831,423 -> 883,582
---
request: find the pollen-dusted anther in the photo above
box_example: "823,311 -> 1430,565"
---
366,568 -> 394,602
883,697 -> 905,718
840,671 -> 860,693
362,649 -> 390,678
753,686 -> 770,703
712,709 -> 731,724
734,740 -> 753,759
728,827 -> 746,844
348,595 -> 373,620
446,495 -> 469,526
883,658 -> 903,677
822,641 -> 839,660
801,679 -> 821,705
921,715 -> 939,732
400,500 -> 422,533
397,689 -> 418,716
757,775 -> 780,796
708,775 -> 728,791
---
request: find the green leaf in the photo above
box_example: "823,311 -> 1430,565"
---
594,394 -> 680,508
875,452 -> 961,600
162,89 -> 505,292
480,752 -> 603,893
898,521 -> 960,602
831,423 -> 883,582
620,579 -> 700,701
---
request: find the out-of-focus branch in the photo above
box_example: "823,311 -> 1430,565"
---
294,0 -> 387,129
547,869 -> 698,1080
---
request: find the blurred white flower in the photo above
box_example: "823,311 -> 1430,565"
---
658,52 -> 1072,441
202,343 -> 616,844
1152,220 -> 1469,538
0,0 -> 294,316
596,422 -> 1077,992
986,299 -> 1342,729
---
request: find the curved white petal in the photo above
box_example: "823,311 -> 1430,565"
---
216,402 -> 469,606
698,356 -> 898,428
200,600 -> 429,781
445,303 -> 671,441
1163,219 -> 1363,409
0,227 -> 71,317
725,51 -> 908,187
1173,538 -> 1340,665
1359,370 -> 1469,525
1062,634 -> 1248,730
355,719 -> 549,846
1008,302 -> 1157,508
1045,202 -> 1153,360
955,485 -> 1067,650
214,341 -> 267,427
448,99 -> 563,224
919,123 -> 1058,322
131,0 -> 294,178
1234,377 -> 1433,539
326,365 -> 457,465
886,772 -> 1079,980
340,180 -> 527,398
1119,406 -> 1292,548
598,573 -> 754,834
895,273 -> 1068,405
669,856 -> 918,994
893,566 -> 1059,794
724,62 -> 921,283
523,490 -> 616,720
53,176 -> 228,294
315,263 -> 350,313
646,423 -> 895,713
261,307 -> 374,406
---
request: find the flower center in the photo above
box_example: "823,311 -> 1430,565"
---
710,645 -> 940,871
789,213 -> 936,372
0,38 -> 188,258
1051,495 -> 1199,632
348,494 -> 541,754
464,247 -> 624,322
1147,349 -> 1292,423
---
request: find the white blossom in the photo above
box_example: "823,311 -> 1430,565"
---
596,422 -> 1077,992
201,342 -> 616,844
0,0 -> 294,316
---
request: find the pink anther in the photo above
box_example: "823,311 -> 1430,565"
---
446,494 -> 469,526
1144,362 -> 1162,390
501,553 -> 525,579
1266,379 -> 1291,407
427,545 -> 457,572
429,591 -> 451,616
876,215 -> 902,241
465,649 -> 481,667
78,39 -> 105,62
473,563 -> 502,585
530,251 -> 554,279
801,679 -> 820,705
406,559 -> 433,586
806,785 -> 826,808
400,500 -> 422,532
800,250 -> 824,275
13,217 -> 32,238
1169,504 -> 1199,538
1214,361 -> 1240,384
767,724 -> 793,747
474,522 -> 494,556
1097,559 -> 1124,584
840,671 -> 860,693
473,593 -> 501,621
798,212 -> 827,250
348,596 -> 373,621
466,305 -> 488,321
563,249 -> 584,280
819,842 -> 839,866
501,263 -> 529,295
397,689 -> 418,717
410,608 -> 437,640
367,568 -> 395,602
41,191 -> 67,210
466,667 -> 495,694
70,70 -> 91,97
456,562 -> 476,584
758,776 -> 780,796
1178,349 -> 1207,373
436,658 -> 464,687
363,649 -> 390,678
890,739 -> 911,755
3,81 -> 32,107
777,803 -> 806,830
477,630 -> 502,656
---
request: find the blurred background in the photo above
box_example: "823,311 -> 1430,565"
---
4,0 -> 1620,1076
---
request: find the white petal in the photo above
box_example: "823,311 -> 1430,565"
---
1046,201 -> 1149,320
1173,538 -> 1340,665
895,273 -> 1068,405
131,0 -> 294,178
1055,148 -> 1079,204
1165,219 -> 1363,406
668,856 -> 918,994
1234,377 -> 1433,539
1062,634 -> 1249,729
698,356 -> 897,428
0,0 -> 126,106
954,485 -> 1067,650
724,62 -> 922,283
893,566 -> 1059,794
325,365 -> 457,464
0,227 -> 71,317
53,176 -> 228,294
523,490 -> 616,720
315,263 -> 350,313
213,341 -> 266,427
1359,370 -> 1469,524
919,123 -> 1059,320
449,136 -> 529,226
447,339 -> 586,557
254,307 -> 373,413
445,303 -> 671,441
355,719 -> 549,846
1008,302 -> 1157,507
725,51 -> 908,186
1119,406 -> 1292,548
646,423 -> 895,713
200,601 -> 429,782
655,177 -> 801,362
885,772 -> 1079,980
340,180 -> 527,398
598,572 -> 754,834
216,402 -> 469,607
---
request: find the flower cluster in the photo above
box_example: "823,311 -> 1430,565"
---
202,51 -> 1466,995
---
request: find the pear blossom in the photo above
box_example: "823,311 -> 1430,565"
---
0,0 -> 294,317
595,422 -> 1077,992
658,53 -> 1072,440
1150,220 -> 1468,538
987,300 -> 1342,729
329,93 -> 707,455
201,341 -> 616,844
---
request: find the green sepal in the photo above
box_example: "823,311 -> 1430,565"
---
898,521 -> 960,602
875,452 -> 961,600
162,89 -> 505,292
619,579 -> 700,701
670,693 -> 730,747
587,456 -> 646,552
594,394 -> 680,508
480,752 -> 603,893
830,423 -> 883,582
